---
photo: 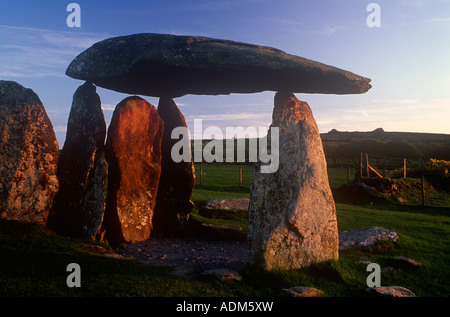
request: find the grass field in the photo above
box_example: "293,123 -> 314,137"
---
1,163 -> 449,298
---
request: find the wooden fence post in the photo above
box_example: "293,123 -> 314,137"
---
403,158 -> 407,178
421,171 -> 425,206
347,166 -> 351,184
365,153 -> 369,177
359,152 -> 363,179
239,165 -> 243,187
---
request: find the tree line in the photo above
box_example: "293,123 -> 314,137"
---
324,138 -> 450,161
190,136 -> 450,164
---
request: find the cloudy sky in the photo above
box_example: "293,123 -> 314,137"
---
0,0 -> 449,145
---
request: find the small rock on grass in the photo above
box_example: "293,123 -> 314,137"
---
395,256 -> 422,267
200,269 -> 243,282
282,286 -> 324,297
365,286 -> 416,297
356,257 -> 372,264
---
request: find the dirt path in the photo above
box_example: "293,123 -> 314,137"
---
114,237 -> 249,270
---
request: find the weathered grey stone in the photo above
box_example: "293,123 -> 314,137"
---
356,257 -> 372,265
66,33 -> 372,97
365,286 -> 416,297
382,266 -> 394,273
48,82 -> 107,239
394,196 -> 408,204
339,226 -> 399,250
248,92 -> 339,270
200,268 -> 243,282
152,97 -> 195,236
282,286 -> 324,297
102,96 -> 164,244
205,198 -> 249,211
395,256 -> 422,266
0,80 -> 59,225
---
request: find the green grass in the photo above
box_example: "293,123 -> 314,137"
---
190,165 -> 356,234
192,163 -> 253,201
1,163 -> 449,297
335,203 -> 450,296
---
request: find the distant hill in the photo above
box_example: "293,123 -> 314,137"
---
321,128 -> 450,160
190,128 -> 450,162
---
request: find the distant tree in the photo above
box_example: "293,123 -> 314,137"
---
324,147 -> 340,162
384,141 -> 421,159
333,138 -> 421,159
420,140 -> 450,160
336,139 -> 385,159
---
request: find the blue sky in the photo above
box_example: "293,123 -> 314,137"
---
0,0 -> 449,145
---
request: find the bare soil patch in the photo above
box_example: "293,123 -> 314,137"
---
114,237 -> 248,271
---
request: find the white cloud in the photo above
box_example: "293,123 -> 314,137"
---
189,112 -> 271,122
185,112 -> 272,139
400,0 -> 428,8
322,25 -> 349,36
101,104 -> 116,111
423,17 -> 450,24
0,24 -> 110,79
53,125 -> 67,133
314,98 -> 450,134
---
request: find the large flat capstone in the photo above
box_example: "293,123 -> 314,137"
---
66,33 -> 371,97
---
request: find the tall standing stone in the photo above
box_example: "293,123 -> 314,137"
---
47,82 -> 107,239
248,91 -> 339,270
102,96 -> 164,244
152,97 -> 195,236
0,80 -> 59,225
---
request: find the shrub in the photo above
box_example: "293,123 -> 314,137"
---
427,158 -> 450,177
391,158 -> 450,178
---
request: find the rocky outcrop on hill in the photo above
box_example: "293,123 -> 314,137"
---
248,92 -> 339,270
66,33 -> 371,97
47,82 -> 107,238
102,96 -> 164,244
0,80 -> 59,225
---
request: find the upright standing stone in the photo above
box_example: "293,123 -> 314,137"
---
47,82 -> 107,239
102,96 -> 163,244
248,91 -> 339,270
0,80 -> 59,225
152,97 -> 195,236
